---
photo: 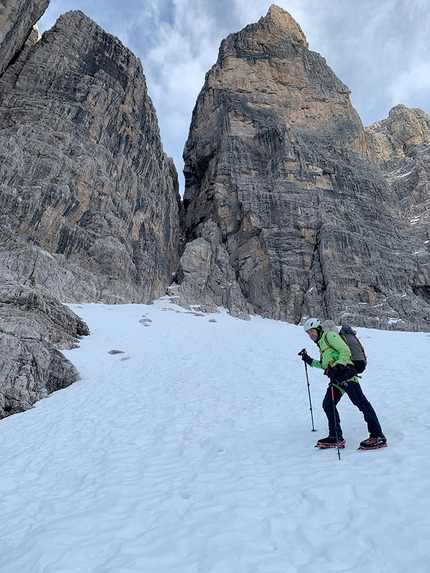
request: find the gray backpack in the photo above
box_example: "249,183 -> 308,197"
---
323,324 -> 367,374
338,325 -> 367,373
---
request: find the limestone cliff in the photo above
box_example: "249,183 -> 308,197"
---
366,104 -> 430,250
0,9 -> 180,304
0,3 -> 180,416
0,0 -> 49,75
179,5 -> 430,330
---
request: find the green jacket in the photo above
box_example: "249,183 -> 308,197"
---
311,331 -> 358,391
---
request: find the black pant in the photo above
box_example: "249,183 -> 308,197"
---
322,381 -> 384,438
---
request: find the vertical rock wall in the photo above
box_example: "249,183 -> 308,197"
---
366,104 -> 430,249
0,10 -> 180,304
180,5 -> 430,330
0,0 -> 49,75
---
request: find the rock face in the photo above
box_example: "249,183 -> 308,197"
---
366,104 -> 430,250
179,5 -> 430,330
0,3 -> 180,416
0,9 -> 180,304
0,274 -> 89,419
0,0 -> 49,75
175,219 -> 253,318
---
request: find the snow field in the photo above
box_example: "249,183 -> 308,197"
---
1,298 -> 429,572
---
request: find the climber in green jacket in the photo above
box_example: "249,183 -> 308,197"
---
299,318 -> 387,450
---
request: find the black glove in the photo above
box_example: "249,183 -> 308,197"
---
325,363 -> 357,383
299,351 -> 313,366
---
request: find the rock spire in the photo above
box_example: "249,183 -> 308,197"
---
179,5 -> 430,330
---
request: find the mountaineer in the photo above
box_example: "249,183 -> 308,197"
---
299,318 -> 387,450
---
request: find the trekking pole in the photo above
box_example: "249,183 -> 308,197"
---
330,385 -> 342,461
298,349 -> 317,432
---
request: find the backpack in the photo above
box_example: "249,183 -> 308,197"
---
324,325 -> 367,374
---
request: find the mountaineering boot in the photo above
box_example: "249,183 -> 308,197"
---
315,436 -> 346,449
358,436 -> 387,450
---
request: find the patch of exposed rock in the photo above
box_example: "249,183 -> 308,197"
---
175,220 -> 253,319
179,4 -> 430,330
366,104 -> 430,253
0,9 -> 180,304
0,0 -> 49,75
0,274 -> 89,418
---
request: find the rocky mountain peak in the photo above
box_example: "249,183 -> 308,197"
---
262,4 -> 309,47
179,8 -> 430,331
0,8 -> 180,305
367,104 -> 430,161
216,4 -> 308,72
366,105 -> 430,249
237,4 -> 308,48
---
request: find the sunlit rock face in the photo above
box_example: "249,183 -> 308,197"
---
179,5 -> 430,330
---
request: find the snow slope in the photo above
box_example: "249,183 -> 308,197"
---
1,297 -> 429,573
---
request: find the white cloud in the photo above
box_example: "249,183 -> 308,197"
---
389,60 -> 430,110
36,0 -> 430,187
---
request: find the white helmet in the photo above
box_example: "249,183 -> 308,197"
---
303,318 -> 321,332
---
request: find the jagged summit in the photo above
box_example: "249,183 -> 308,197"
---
217,4 -> 308,64
260,4 -> 308,47
366,104 -> 430,252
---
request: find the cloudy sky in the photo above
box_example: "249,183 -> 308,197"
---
37,0 -> 430,189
